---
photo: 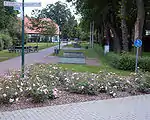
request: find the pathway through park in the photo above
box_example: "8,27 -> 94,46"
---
0,43 -> 66,74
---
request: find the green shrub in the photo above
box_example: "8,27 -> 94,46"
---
106,52 -> 150,72
0,38 -> 4,51
137,73 -> 150,93
0,33 -> 12,49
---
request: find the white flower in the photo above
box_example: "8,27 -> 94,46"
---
126,80 -> 131,84
77,78 -> 79,80
21,82 -> 23,86
3,94 -> 7,97
43,89 -> 48,94
108,82 -> 111,86
28,87 -> 32,90
113,86 -> 117,89
0,88 -> 2,91
42,85 -> 47,88
115,81 -> 119,83
6,86 -> 9,89
15,92 -> 18,95
81,86 -> 84,89
113,93 -> 116,97
33,84 -> 36,87
16,98 -> 19,102
9,98 -> 14,103
109,91 -> 114,94
52,88 -> 58,97
20,88 -> 23,92
105,86 -> 108,90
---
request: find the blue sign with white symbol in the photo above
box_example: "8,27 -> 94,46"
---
134,39 -> 142,47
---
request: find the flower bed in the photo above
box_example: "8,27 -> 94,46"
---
0,64 -> 150,111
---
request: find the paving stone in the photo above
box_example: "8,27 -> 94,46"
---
0,95 -> 150,120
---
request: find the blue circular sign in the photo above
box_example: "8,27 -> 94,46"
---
134,39 -> 142,47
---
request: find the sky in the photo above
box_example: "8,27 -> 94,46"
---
16,0 -> 81,21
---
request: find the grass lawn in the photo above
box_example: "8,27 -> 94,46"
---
0,50 -> 20,62
143,52 -> 150,57
52,42 -> 130,76
26,42 -> 58,50
0,42 -> 58,62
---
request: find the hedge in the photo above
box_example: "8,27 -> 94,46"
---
106,52 -> 150,72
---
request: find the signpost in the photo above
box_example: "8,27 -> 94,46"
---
134,39 -> 142,73
4,1 -> 41,7
4,1 -> 41,77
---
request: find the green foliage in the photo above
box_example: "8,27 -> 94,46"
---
106,52 -> 150,72
0,38 -> 4,51
41,1 -> 77,38
137,73 -> 150,93
0,33 -> 12,50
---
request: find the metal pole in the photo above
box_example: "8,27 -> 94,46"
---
21,0 -> 25,78
135,47 -> 139,73
58,26 -> 60,50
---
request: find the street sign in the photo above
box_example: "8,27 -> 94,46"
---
4,1 -> 21,7
134,39 -> 142,73
4,1 -> 41,7
134,39 -> 142,47
24,2 -> 41,7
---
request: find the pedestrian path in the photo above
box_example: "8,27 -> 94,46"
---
0,44 -> 66,74
0,94 -> 150,120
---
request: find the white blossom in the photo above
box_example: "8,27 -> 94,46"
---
9,98 -> 14,103
3,94 -> 7,97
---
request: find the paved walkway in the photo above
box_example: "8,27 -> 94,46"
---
0,44 -> 66,74
0,95 -> 150,120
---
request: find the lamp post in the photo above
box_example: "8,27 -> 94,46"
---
21,0 -> 25,78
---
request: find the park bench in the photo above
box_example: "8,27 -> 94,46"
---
8,46 -> 15,53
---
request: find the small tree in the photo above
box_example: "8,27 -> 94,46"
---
40,19 -> 57,46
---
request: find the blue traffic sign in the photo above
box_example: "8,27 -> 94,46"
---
134,39 -> 142,47
14,6 -> 20,11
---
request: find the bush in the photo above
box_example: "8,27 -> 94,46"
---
137,73 -> 150,93
106,52 -> 150,72
23,64 -> 61,103
0,64 -> 149,105
0,33 -> 12,49
0,38 -> 4,51
0,72 -> 22,104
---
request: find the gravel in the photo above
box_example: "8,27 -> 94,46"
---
0,90 -> 143,112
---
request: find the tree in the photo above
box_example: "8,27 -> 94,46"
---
41,1 -> 77,39
0,0 -> 21,48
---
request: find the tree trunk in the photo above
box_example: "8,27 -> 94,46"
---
121,0 -> 128,52
134,0 -> 145,55
90,22 -> 92,48
92,21 -> 94,48
109,24 -> 121,53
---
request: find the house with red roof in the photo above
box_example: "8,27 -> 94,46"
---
24,16 -> 60,43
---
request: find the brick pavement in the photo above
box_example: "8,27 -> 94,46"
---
0,94 -> 150,120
